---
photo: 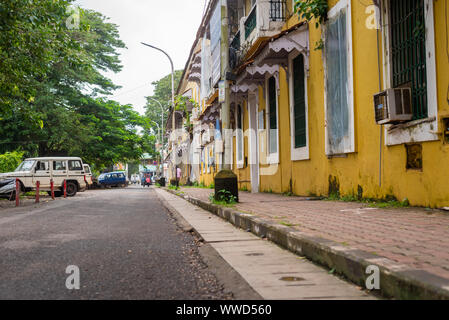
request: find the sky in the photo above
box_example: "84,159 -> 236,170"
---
75,0 -> 207,115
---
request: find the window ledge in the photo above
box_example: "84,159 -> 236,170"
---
387,116 -> 436,133
267,153 -> 279,165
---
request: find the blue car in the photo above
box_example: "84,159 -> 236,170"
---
98,172 -> 128,188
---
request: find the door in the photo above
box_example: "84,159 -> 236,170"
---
52,160 -> 68,188
33,160 -> 51,188
68,159 -> 84,186
248,94 -> 259,193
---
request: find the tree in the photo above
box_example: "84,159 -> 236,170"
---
0,2 -> 155,170
0,0 -> 75,113
0,151 -> 24,173
144,70 -> 183,143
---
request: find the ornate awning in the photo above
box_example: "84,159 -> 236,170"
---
198,102 -> 220,125
231,24 -> 309,93
191,62 -> 201,73
188,72 -> 201,84
254,24 -> 309,71
231,83 -> 259,93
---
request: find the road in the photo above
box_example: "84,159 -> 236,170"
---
0,186 -> 236,299
0,185 -> 375,300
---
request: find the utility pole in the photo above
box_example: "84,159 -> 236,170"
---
214,0 -> 239,202
220,0 -> 231,170
141,42 -> 175,179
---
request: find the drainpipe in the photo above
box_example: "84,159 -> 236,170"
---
376,6 -> 383,187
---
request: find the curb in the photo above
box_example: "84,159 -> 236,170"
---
164,188 -> 449,300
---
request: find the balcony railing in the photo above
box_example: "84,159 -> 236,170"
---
269,0 -> 286,22
244,5 -> 257,39
230,0 -> 287,67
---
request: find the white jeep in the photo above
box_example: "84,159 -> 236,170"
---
0,157 -> 87,198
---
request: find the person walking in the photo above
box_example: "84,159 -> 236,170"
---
176,167 -> 181,188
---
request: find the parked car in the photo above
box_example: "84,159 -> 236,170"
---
0,157 -> 87,198
98,171 -> 128,188
0,179 -> 16,200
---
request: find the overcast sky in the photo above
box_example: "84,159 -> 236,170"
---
75,0 -> 207,115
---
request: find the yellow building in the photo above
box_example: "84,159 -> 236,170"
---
171,0 -> 449,208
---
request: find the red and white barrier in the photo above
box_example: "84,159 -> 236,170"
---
35,181 -> 40,203
50,179 -> 55,200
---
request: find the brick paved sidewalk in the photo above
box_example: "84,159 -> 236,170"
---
178,187 -> 449,281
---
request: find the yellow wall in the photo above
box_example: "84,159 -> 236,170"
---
255,0 -> 449,207
193,0 -> 449,207
200,143 -> 216,187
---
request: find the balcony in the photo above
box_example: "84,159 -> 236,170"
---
230,0 -> 286,66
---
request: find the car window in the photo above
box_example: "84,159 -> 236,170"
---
84,166 -> 91,174
53,161 -> 67,171
15,160 -> 35,172
119,174 -> 124,178
112,174 -> 118,179
68,160 -> 83,171
36,161 -> 49,171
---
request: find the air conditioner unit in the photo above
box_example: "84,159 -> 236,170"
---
373,88 -> 412,124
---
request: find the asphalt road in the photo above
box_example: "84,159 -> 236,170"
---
0,186 -> 234,299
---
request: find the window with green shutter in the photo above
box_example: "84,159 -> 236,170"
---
293,54 -> 306,148
268,76 -> 278,154
390,0 -> 427,120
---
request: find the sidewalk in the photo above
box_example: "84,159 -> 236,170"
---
170,187 -> 449,299
156,188 -> 375,300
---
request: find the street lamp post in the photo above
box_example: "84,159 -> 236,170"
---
141,42 -> 176,181
141,42 -> 175,126
149,119 -> 162,177
149,120 -> 161,146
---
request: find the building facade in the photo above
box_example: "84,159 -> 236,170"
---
166,0 -> 449,208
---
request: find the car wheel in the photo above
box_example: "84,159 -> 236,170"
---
66,182 -> 77,197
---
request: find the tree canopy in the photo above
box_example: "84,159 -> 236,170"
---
144,70 -> 183,145
0,0 -> 157,171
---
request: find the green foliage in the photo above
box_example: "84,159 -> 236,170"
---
144,70 -> 183,143
168,185 -> 179,190
0,151 -> 24,173
279,221 -> 297,227
0,0 -> 75,111
174,95 -> 200,131
314,39 -> 324,51
0,2 -> 155,170
294,0 -> 328,28
209,189 -> 237,206
325,192 -> 410,208
190,181 -> 208,188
